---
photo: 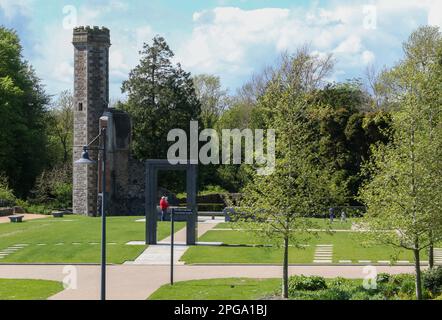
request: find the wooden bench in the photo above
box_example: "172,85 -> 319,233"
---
9,215 -> 24,223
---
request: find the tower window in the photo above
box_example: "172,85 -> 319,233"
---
78,103 -> 83,111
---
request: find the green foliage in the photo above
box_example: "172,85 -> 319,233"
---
423,267 -> 442,296
376,273 -> 391,284
359,26 -> 442,299
199,185 -> 228,196
0,175 -> 15,204
377,274 -> 417,299
46,90 -> 73,164
0,27 -> 50,197
121,36 -> 201,160
288,275 -> 327,292
287,275 -> 423,300
193,74 -> 228,128
33,163 -> 72,209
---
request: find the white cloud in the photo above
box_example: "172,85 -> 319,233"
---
176,1 -> 440,89
0,0 -> 33,19
428,0 -> 442,28
24,0 -> 442,98
362,50 -> 376,65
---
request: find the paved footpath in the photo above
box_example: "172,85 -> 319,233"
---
126,218 -> 221,265
0,264 -> 418,300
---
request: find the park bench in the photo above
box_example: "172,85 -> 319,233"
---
9,215 -> 24,223
52,211 -> 64,218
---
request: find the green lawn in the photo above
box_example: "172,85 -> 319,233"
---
181,229 -> 419,264
148,278 -> 280,300
0,215 -> 185,264
215,218 -> 356,231
0,279 -> 64,300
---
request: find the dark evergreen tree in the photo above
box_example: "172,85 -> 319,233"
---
121,36 -> 201,160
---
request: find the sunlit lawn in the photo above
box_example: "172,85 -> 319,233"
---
215,218 -> 356,231
0,279 -> 63,300
148,278 -> 280,300
181,227 -> 420,264
0,215 -> 185,264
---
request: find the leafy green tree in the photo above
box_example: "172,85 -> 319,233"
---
375,26 -> 442,269
359,95 -> 442,300
121,36 -> 201,159
193,74 -> 228,128
238,85 -> 338,299
47,90 -> 73,164
0,27 -> 49,197
305,82 -> 391,205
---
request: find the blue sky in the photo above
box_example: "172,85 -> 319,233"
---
1,0 -> 442,100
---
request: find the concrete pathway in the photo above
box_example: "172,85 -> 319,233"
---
0,264 -> 420,300
125,219 -> 221,265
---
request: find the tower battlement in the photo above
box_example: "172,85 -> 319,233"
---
73,26 -> 111,45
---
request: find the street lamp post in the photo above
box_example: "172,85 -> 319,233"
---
75,127 -> 107,301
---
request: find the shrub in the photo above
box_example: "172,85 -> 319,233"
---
289,275 -> 327,293
350,291 -> 385,300
0,175 -> 16,205
52,182 -> 72,208
378,274 -> 416,299
328,277 -> 352,288
33,163 -> 72,208
423,267 -> 442,296
15,200 -> 52,215
316,288 -> 351,300
377,273 -> 391,284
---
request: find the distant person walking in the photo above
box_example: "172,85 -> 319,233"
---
160,196 -> 169,221
341,210 -> 347,223
329,207 -> 335,223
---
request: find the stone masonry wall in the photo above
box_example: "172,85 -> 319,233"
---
73,27 -> 111,216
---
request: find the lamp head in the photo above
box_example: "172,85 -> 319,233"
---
75,146 -> 96,165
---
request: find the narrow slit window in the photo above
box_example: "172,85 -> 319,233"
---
78,103 -> 83,111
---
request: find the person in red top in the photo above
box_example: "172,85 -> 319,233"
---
160,196 -> 169,221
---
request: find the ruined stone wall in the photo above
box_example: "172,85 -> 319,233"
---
107,156 -> 145,216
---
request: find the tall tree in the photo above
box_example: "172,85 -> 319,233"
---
193,74 -> 228,128
47,90 -> 74,164
0,27 -> 49,197
359,94 -> 442,300
237,81 -> 338,298
375,26 -> 442,268
121,36 -> 201,159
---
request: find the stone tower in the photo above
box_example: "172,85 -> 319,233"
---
72,26 -> 111,216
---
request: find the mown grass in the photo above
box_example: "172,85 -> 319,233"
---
215,218 -> 356,231
0,279 -> 64,300
0,215 -> 185,264
181,227 -> 420,264
148,278 -> 280,300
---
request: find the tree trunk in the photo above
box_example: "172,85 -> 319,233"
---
282,236 -> 289,299
429,242 -> 434,270
413,249 -> 423,300
429,230 -> 434,269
